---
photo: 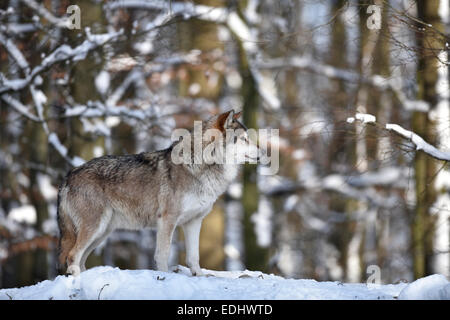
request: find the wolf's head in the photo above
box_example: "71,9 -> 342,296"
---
203,109 -> 262,165
171,109 -> 263,166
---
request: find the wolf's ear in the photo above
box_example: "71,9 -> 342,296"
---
233,111 -> 242,120
216,110 -> 234,131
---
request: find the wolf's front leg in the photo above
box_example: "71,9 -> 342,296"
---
182,216 -> 204,276
154,215 -> 176,272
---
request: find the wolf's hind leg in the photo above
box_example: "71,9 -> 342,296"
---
79,226 -> 113,272
58,212 -> 77,273
182,217 -> 204,276
66,220 -> 107,276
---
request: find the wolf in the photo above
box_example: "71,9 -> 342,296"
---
57,109 -> 261,276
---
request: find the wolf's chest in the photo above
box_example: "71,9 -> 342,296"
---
178,165 -> 237,222
180,192 -> 216,221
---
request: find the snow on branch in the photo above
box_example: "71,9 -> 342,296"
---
0,34 -> 30,72
19,0 -> 70,28
0,22 -> 37,36
1,94 -> 40,122
346,113 -> 376,124
48,132 -> 85,167
105,1 -> 280,110
64,101 -> 148,121
29,84 -> 86,167
386,124 -> 450,162
105,0 -> 228,22
1,35 -> 200,167
0,28 -> 123,94
348,113 -> 450,162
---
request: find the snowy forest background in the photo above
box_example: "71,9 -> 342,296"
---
0,0 -> 449,289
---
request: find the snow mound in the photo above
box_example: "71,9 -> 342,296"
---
0,266 -> 407,300
398,274 -> 450,300
0,266 -> 447,300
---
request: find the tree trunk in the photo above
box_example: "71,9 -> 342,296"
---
431,0 -> 450,278
66,0 -> 106,270
240,46 -> 266,270
177,0 -> 226,270
231,2 -> 270,272
412,0 -> 442,279
325,0 -> 357,282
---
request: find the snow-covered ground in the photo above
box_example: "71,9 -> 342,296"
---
1,266 -> 449,300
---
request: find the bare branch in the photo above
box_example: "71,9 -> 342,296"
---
0,34 -> 30,72
0,29 -> 123,94
19,0 -> 69,28
1,94 -> 40,121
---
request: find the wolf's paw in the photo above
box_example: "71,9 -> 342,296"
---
67,265 -> 81,277
190,268 -> 204,277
